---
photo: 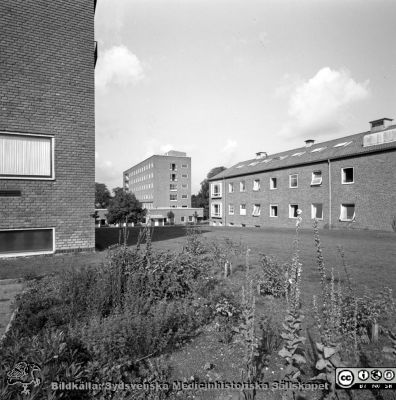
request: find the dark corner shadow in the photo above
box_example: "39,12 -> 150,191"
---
95,226 -> 210,251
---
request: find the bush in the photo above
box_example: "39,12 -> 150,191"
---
256,255 -> 289,297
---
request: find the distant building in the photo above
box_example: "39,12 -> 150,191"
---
123,151 -> 203,225
0,0 -> 96,257
209,118 -> 396,231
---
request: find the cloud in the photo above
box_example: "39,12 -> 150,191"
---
95,152 -> 120,188
278,67 -> 369,138
221,139 -> 237,154
96,45 -> 144,90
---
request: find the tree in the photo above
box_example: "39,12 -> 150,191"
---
167,210 -> 175,225
192,166 -> 226,219
95,182 -> 111,208
107,187 -> 146,225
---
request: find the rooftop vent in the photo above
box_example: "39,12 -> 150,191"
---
304,139 -> 315,148
163,150 -> 187,157
256,151 -> 267,159
369,118 -> 393,132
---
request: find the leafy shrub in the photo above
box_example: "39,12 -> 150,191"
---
256,255 -> 289,297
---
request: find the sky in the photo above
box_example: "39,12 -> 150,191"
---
95,0 -> 396,194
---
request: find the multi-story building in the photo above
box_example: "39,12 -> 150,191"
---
0,0 -> 96,256
209,118 -> 396,231
123,150 -> 203,225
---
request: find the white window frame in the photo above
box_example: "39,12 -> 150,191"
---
240,181 -> 246,192
211,202 -> 222,218
211,182 -> 222,198
170,194 -> 177,201
228,204 -> 234,215
270,204 -> 278,218
0,227 -> 55,258
270,177 -> 277,190
181,164 -> 188,168
182,174 -> 188,178
181,194 -> 188,199
0,131 -> 55,180
169,184 -> 177,191
253,179 -> 261,191
311,171 -> 323,186
252,204 -> 261,217
289,204 -> 299,219
181,216 -> 185,222
341,167 -> 354,184
170,163 -> 177,171
240,204 -> 246,216
170,173 -> 177,182
340,204 -> 355,221
311,203 -> 323,220
228,182 -> 234,193
289,174 -> 298,188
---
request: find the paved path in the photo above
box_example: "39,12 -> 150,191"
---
0,279 -> 24,338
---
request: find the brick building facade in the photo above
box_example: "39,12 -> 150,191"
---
0,0 -> 96,256
209,119 -> 396,231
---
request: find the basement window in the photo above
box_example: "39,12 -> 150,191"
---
340,204 -> 355,221
0,228 -> 55,257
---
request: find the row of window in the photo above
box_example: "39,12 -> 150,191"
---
128,183 -> 154,191
170,194 -> 189,201
130,163 -> 154,175
170,183 -> 188,191
211,168 -> 354,197
211,203 -> 356,221
126,173 -> 154,183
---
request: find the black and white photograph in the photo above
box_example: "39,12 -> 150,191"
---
1,0 -> 396,399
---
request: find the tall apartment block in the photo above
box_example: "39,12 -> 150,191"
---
123,151 -> 203,225
0,0 -> 96,256
209,118 -> 396,231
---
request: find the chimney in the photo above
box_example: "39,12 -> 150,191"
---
369,118 -> 393,132
256,151 -> 267,159
305,139 -> 315,148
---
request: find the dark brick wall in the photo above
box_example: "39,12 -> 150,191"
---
210,150 -> 396,231
0,0 -> 95,251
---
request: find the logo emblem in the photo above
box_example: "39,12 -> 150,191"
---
7,362 -> 41,395
384,370 -> 395,381
358,369 -> 369,381
337,369 -> 354,388
371,370 -> 382,381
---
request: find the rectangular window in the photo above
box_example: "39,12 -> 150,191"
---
169,184 -> 177,191
211,183 -> 222,198
0,228 -> 54,256
188,216 -> 193,222
311,203 -> 323,220
341,167 -> 354,184
270,177 -> 277,189
253,179 -> 261,191
240,181 -> 246,192
289,174 -> 298,188
182,164 -> 188,168
240,204 -> 246,215
0,132 -> 54,179
289,204 -> 299,218
181,194 -> 188,199
340,204 -> 355,221
181,216 -> 185,222
182,174 -> 188,178
182,183 -> 188,188
170,194 -> 177,201
170,173 -> 177,181
228,182 -> 234,193
252,204 -> 261,216
311,171 -> 323,186
182,205 -> 188,208
211,203 -> 222,218
228,204 -> 234,215
270,205 -> 278,217
170,163 -> 177,171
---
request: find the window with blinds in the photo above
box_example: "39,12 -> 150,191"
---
0,133 -> 54,178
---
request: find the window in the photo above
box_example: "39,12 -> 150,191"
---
188,216 -> 193,222
170,174 -> 177,181
0,228 -> 55,256
181,216 -> 185,222
170,163 -> 177,171
334,141 -> 352,148
270,205 -> 278,217
169,184 -> 177,191
182,174 -> 188,178
289,204 -> 299,218
228,182 -> 234,193
311,203 -> 323,220
229,204 -> 234,215
252,204 -> 261,216
270,177 -> 277,190
182,184 -> 188,188
240,204 -> 246,216
340,204 -> 355,221
0,132 -> 54,179
341,168 -> 354,184
253,179 -> 260,191
170,194 -> 177,201
292,152 -> 305,157
311,171 -> 322,186
181,194 -> 188,199
240,181 -> 246,192
211,183 -> 222,198
289,174 -> 298,188
211,203 -> 222,218
311,147 -> 327,153
182,164 -> 188,168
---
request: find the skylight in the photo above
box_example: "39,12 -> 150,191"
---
260,158 -> 272,163
292,152 -> 306,157
248,161 -> 259,166
278,155 -> 289,160
310,147 -> 327,153
334,141 -> 353,148
236,164 -> 245,168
